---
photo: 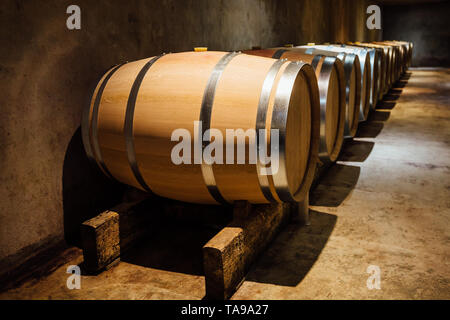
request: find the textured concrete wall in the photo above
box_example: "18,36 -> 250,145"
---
382,1 -> 450,66
0,0 -> 380,272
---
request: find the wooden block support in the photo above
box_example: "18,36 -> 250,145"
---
203,227 -> 245,300
81,210 -> 120,272
80,190 -> 312,299
203,201 -> 291,300
80,200 -> 154,273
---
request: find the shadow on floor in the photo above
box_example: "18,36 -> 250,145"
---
377,100 -> 396,110
356,105 -> 392,137
117,200 -> 232,276
368,110 -> 391,122
400,75 -> 411,81
356,121 -> 384,138
338,140 -> 375,162
402,71 -> 412,78
310,164 -> 361,207
394,80 -> 408,88
244,210 -> 337,287
384,88 -> 403,99
121,222 -> 219,276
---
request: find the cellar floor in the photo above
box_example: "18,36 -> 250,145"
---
1,68 -> 449,300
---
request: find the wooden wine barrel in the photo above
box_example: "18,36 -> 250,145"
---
407,41 -> 413,67
297,45 -> 370,121
393,42 -> 408,73
384,41 -> 411,71
384,45 -> 395,89
243,48 -> 350,161
310,45 -> 375,114
398,41 -> 413,68
340,45 -> 381,109
379,41 -> 406,76
350,42 -> 388,99
364,43 -> 394,93
374,42 -> 403,82
321,45 -> 378,110
394,41 -> 412,68
82,51 -> 320,204
389,43 -> 402,80
372,43 -> 396,89
289,48 -> 362,135
405,41 -> 413,67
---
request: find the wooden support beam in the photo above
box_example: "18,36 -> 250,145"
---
80,210 -> 120,272
80,200 -> 154,273
203,227 -> 245,300
80,190 -> 310,300
79,192 -> 232,274
203,201 -> 291,300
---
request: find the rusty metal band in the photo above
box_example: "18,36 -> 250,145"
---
199,52 -> 240,204
82,63 -> 125,179
255,59 -> 286,203
124,54 -> 165,192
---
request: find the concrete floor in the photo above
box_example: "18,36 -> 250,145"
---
1,68 -> 449,300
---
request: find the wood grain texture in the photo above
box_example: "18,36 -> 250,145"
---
303,45 -> 371,122
203,201 -> 291,299
81,210 -> 120,272
244,48 -> 346,160
286,71 -> 311,195
98,58 -> 152,188
373,42 -> 400,83
282,48 -> 345,159
353,43 -> 392,95
85,51 -> 319,204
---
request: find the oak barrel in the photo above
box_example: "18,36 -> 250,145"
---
296,46 -> 369,122
351,42 -> 388,98
382,41 -> 411,71
243,48 -> 350,161
392,41 -> 412,68
82,51 -> 320,204
365,42 -> 394,93
339,45 -> 381,109
374,42 -> 402,82
304,45 -> 372,120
